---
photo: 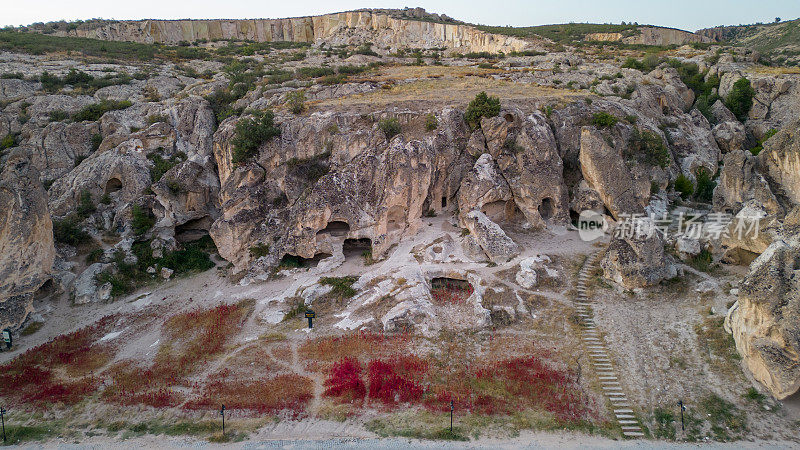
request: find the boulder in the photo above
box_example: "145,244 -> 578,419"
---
72,263 -> 111,305
758,122 -> 800,206
713,121 -> 747,153
726,237 -> 800,399
0,150 -> 55,329
457,153 -> 513,224
713,150 -> 781,217
579,127 -> 645,220
0,78 -> 40,102
601,229 -> 676,289
463,210 -> 520,263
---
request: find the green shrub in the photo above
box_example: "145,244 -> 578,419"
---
76,190 -> 96,219
650,181 -> 660,195
425,113 -> 438,131
674,174 -> 694,200
249,243 -> 270,258
287,151 -> 330,184
72,99 -> 132,122
750,128 -> 778,156
145,114 -> 169,125
725,78 -> 755,122
320,276 -> 359,299
90,133 -> 103,151
378,118 -> 402,140
231,111 -> 281,165
694,168 -> 716,203
688,248 -> 713,272
131,204 -> 155,235
48,110 -> 68,122
319,74 -> 348,85
53,216 -> 91,246
86,248 -> 104,264
204,88 -> 242,123
296,66 -> 335,78
591,111 -> 618,127
464,91 -> 501,130
337,65 -> 369,75
1,132 -> 19,150
284,90 -> 306,114
147,152 -> 186,182
627,128 -> 670,168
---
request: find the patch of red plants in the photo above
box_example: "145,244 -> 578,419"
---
185,369 -> 313,416
102,301 -> 252,408
323,357 -> 366,401
323,352 -> 594,424
0,315 -> 118,408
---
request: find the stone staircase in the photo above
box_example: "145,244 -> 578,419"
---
575,252 -> 645,438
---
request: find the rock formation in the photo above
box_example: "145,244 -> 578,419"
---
0,150 -> 55,329
600,229 -> 676,289
50,11 -> 533,54
726,237 -> 800,399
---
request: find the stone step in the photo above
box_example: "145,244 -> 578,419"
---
614,409 -> 634,413
623,432 -> 645,438
598,376 -> 618,380
616,414 -> 636,419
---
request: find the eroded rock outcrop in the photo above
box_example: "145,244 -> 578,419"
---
601,229 -> 676,289
727,237 -> 800,399
0,150 -> 55,329
579,127 -> 646,220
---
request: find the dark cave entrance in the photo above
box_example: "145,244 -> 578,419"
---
279,252 -> 332,269
104,177 -> 123,195
343,238 -> 372,261
316,221 -> 350,237
175,216 -> 212,243
538,197 -> 554,221
429,277 -> 474,304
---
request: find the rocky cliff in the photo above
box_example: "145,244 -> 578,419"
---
53,11 -> 532,53
586,26 -> 711,46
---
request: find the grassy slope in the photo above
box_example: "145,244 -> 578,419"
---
703,19 -> 800,55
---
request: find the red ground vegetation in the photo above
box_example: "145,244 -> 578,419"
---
0,315 -> 117,408
102,301 -> 253,408
185,368 -> 313,415
323,348 -> 595,424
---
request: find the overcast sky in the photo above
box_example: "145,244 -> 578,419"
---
5,0 -> 800,31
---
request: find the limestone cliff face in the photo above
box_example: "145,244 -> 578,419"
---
587,27 -> 710,46
59,12 -> 531,53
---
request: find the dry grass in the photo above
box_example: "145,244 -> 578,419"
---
315,65 -> 582,108
747,66 -> 800,74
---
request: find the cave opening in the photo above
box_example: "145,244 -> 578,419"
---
343,238 -> 372,261
175,216 -> 212,243
279,252 -> 332,269
316,220 -> 350,237
104,177 -> 123,195
538,197 -> 554,221
387,206 -> 405,232
441,196 -> 447,208
429,277 -> 474,304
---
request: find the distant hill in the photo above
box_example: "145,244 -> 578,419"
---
698,18 -> 800,62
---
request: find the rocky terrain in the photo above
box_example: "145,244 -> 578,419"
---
1,7 -> 800,446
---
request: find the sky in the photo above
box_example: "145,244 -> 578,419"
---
4,0 -> 800,32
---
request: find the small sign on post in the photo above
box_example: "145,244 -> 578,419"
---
677,399 -> 686,431
305,309 -> 316,329
220,404 -> 225,435
2,329 -> 11,350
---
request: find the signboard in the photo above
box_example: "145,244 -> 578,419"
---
305,310 -> 316,319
